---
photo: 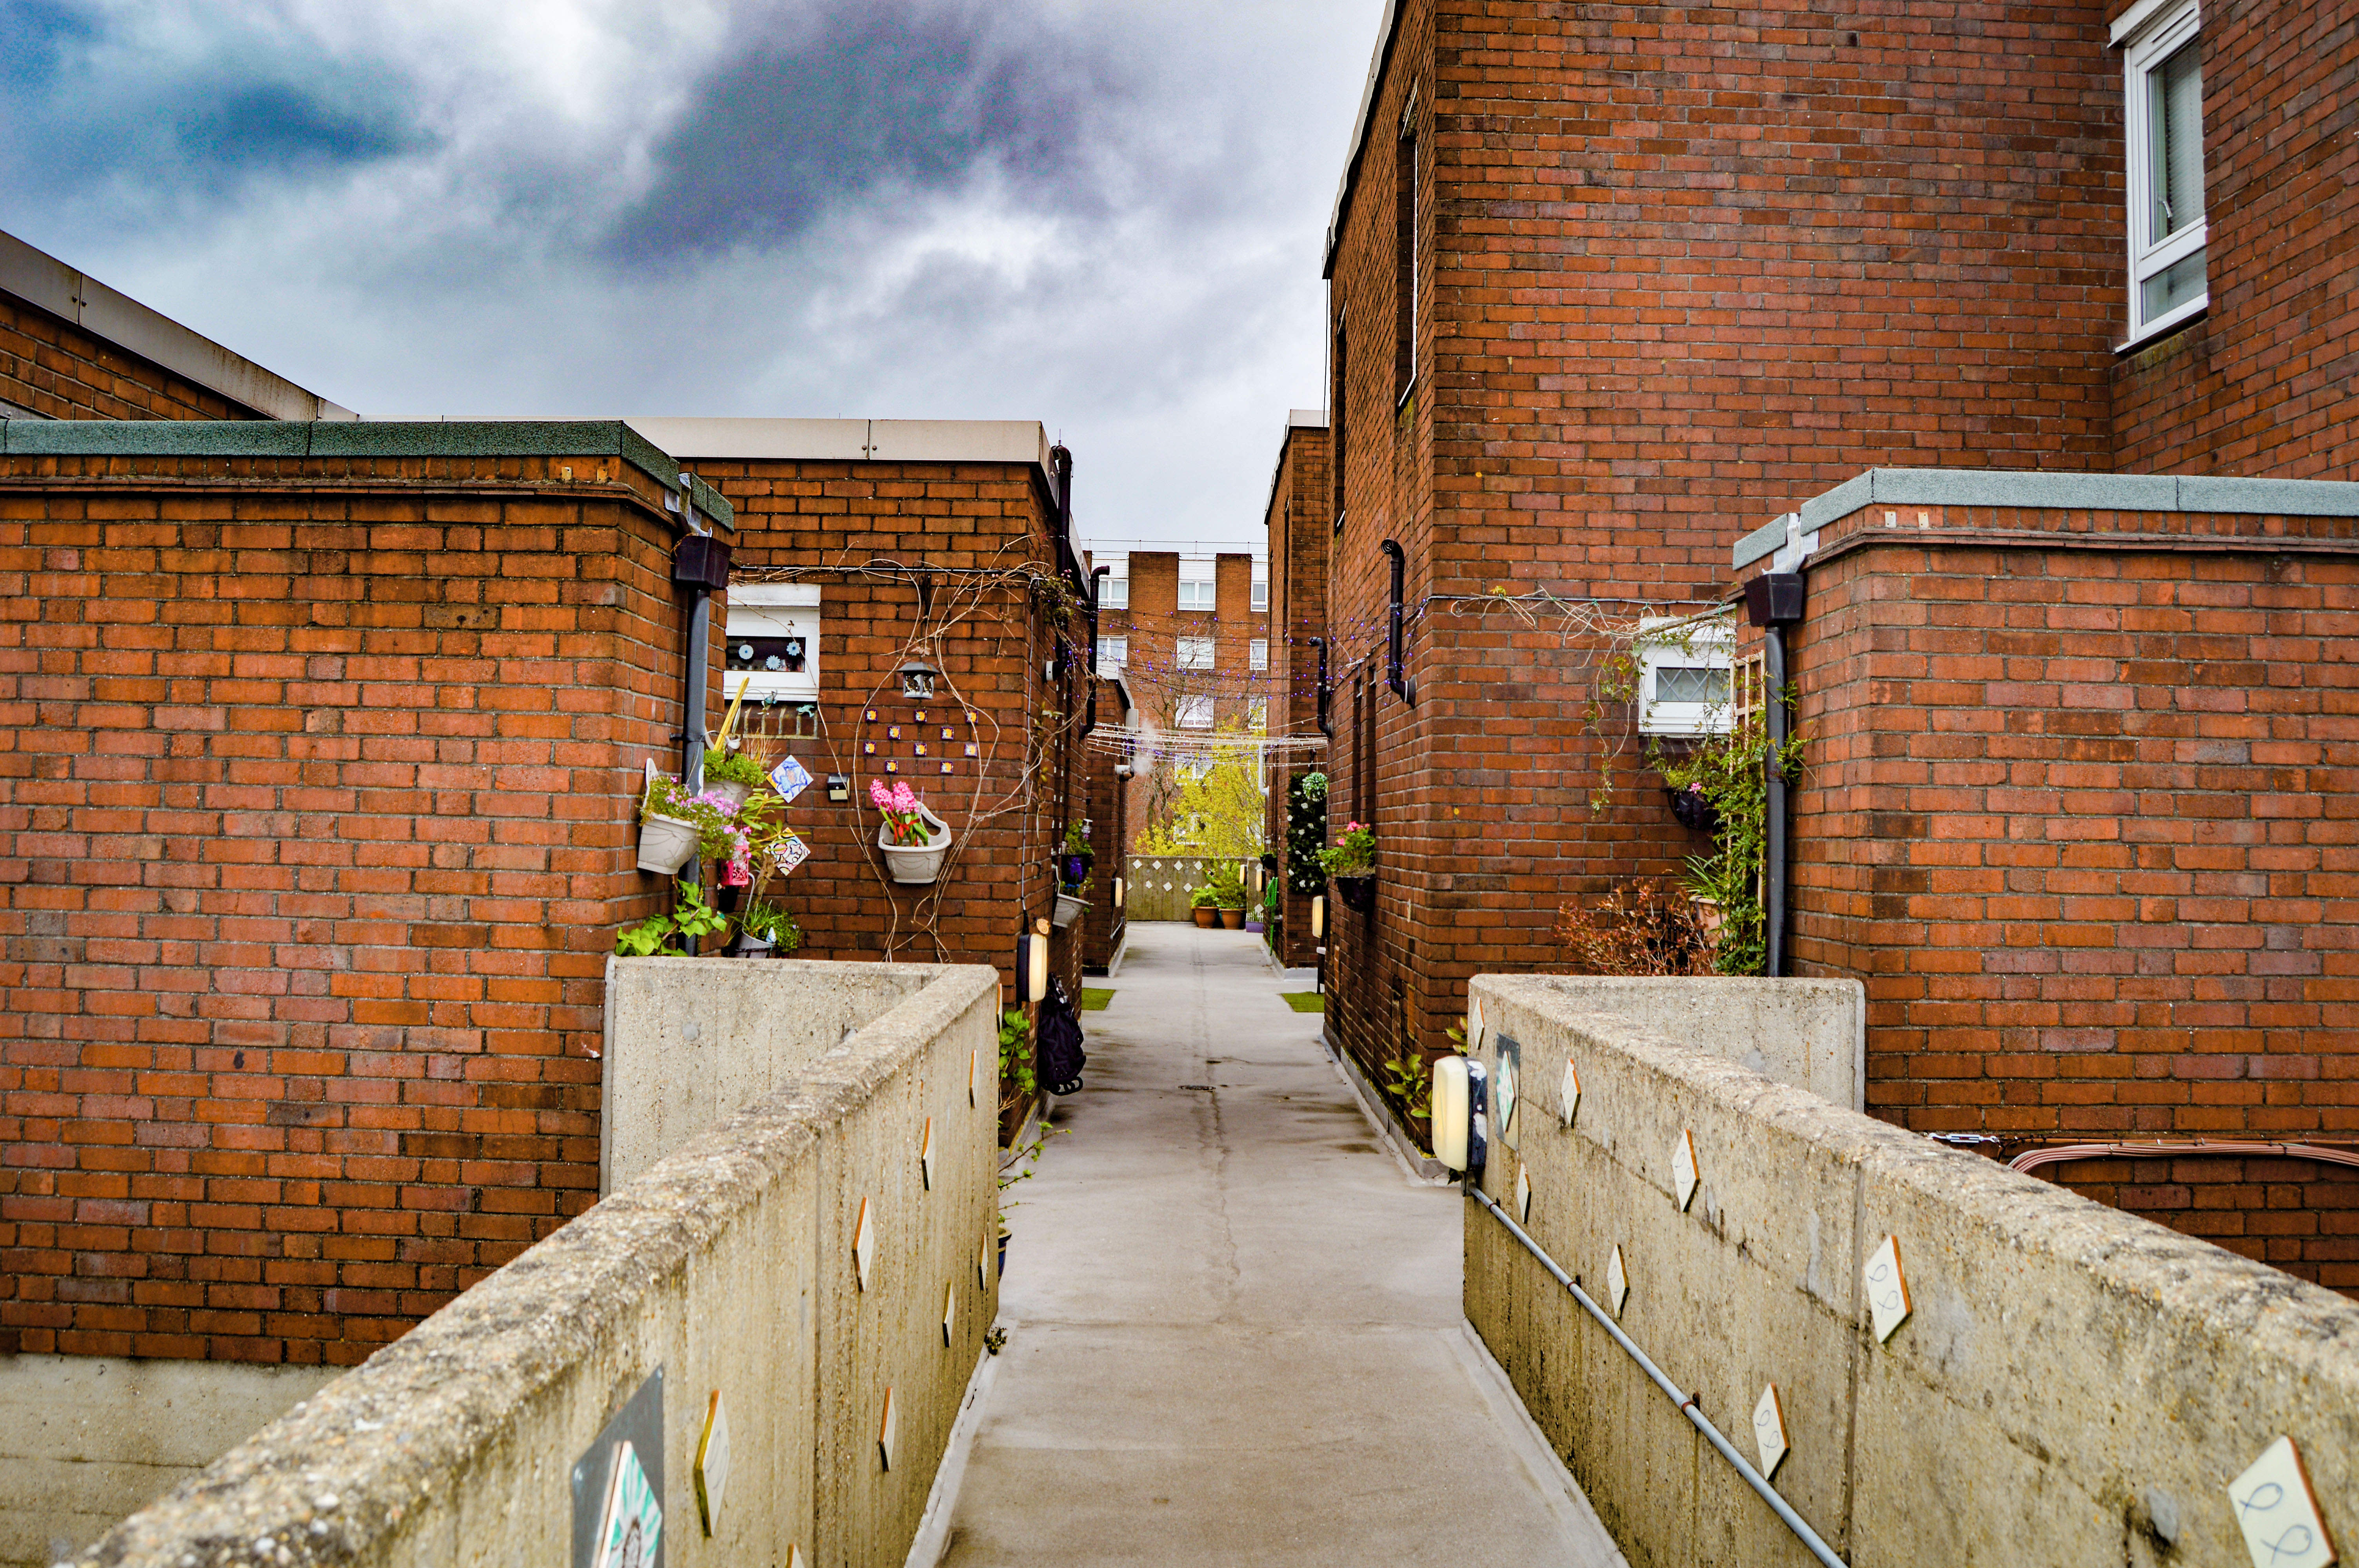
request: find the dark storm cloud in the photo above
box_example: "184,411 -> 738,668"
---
607,0 -> 1129,261
0,0 -> 431,201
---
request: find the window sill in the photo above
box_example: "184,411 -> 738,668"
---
2115,303 -> 2206,356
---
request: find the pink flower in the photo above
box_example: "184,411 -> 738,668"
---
892,782 -> 918,812
869,780 -> 892,808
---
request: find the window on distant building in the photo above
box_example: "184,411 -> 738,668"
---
1250,575 -> 1269,612
1178,576 -> 1216,612
2123,0 -> 2206,340
1101,573 -> 1128,609
1176,695 -> 1214,729
1097,636 -> 1127,678
1177,637 -> 1214,671
1248,697 -> 1268,731
1249,639 -> 1269,671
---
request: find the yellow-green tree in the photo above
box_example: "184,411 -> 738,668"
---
1136,731 -> 1267,858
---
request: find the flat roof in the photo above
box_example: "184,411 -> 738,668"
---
0,228 -> 355,423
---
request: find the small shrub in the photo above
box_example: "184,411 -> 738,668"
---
1553,878 -> 1715,977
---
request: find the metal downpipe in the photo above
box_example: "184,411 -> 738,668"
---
1763,623 -> 1788,978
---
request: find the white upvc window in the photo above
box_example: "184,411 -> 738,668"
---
1097,635 -> 1127,678
1249,639 -> 1269,671
1178,571 -> 1217,612
1250,576 -> 1269,612
1248,697 -> 1268,731
1101,574 -> 1128,608
1637,619 -> 1735,737
1176,696 -> 1214,729
2123,0 -> 2206,342
1177,637 -> 1215,671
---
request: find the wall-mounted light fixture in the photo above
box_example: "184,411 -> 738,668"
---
1113,877 -> 1125,910
1311,896 -> 1325,939
1017,917 -> 1050,1004
899,660 -> 938,701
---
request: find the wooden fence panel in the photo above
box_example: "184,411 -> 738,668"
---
1125,857 -> 1212,922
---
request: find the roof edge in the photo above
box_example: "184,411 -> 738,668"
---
0,229 -> 356,423
1322,0 -> 1407,281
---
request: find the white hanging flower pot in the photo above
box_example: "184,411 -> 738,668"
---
878,805 -> 953,885
736,932 -> 774,957
1052,891 -> 1087,928
706,780 -> 752,811
637,813 -> 700,874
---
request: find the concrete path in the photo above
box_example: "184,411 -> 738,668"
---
929,923 -> 1626,1566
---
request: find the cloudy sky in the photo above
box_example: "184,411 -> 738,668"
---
0,0 -> 1375,546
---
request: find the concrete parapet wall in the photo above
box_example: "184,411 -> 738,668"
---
1499,976 -> 1863,1111
1465,974 -> 2359,1568
64,960 -> 1001,1568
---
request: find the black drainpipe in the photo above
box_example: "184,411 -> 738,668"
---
1083,565 -> 1109,738
1744,570 -> 1807,977
671,484 -> 731,949
1379,539 -> 1410,704
1310,636 -> 1332,737
1049,445 -> 1083,598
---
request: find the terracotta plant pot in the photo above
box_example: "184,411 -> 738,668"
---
1192,907 -> 1217,928
636,813 -> 700,874
878,805 -> 953,884
1219,908 -> 1244,930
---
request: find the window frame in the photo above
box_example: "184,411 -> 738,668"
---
1177,576 -> 1217,613
1636,621 -> 1736,738
1250,577 -> 1269,612
1101,574 -> 1128,609
1175,695 -> 1215,730
1096,635 -> 1127,679
1248,639 -> 1269,671
2122,0 -> 2207,345
1247,696 -> 1268,732
1176,636 -> 1215,671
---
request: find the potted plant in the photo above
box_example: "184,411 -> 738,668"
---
702,743 -> 770,811
872,779 -> 953,884
638,773 -> 747,875
1205,862 -> 1248,930
1052,875 -> 1089,929
614,878 -> 731,955
1666,780 -> 1719,834
1318,820 -> 1378,913
734,899 -> 803,957
1189,884 -> 1219,928
1058,819 -> 1094,889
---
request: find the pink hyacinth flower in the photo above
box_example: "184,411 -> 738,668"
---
892,782 -> 918,812
869,780 -> 892,808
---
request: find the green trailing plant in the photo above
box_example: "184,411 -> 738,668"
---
1189,883 -> 1220,909
1203,862 -> 1247,909
1285,774 -> 1328,897
614,879 -> 731,956
642,774 -> 753,865
1379,1044 -> 1433,1123
998,1008 -> 1038,1102
1651,705 -> 1801,976
1578,608 -> 1738,815
702,744 -> 769,788
1061,820 -> 1089,855
734,899 -> 803,951
1316,820 -> 1376,878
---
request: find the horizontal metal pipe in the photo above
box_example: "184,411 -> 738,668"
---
1468,1186 -> 1848,1568
2009,1139 -> 2359,1176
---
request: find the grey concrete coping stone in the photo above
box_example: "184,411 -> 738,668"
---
0,417 -> 733,528
1733,466 -> 2359,567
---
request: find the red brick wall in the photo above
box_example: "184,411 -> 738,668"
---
1317,0 -> 2141,1102
0,451 -> 689,1364
1266,425 -> 1330,968
695,459 -> 1082,986
2037,1146 -> 2359,1296
1755,506 -> 2359,1142
2110,0 -> 2359,480
2,294 -> 273,421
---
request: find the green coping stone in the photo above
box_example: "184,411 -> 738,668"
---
4,419 -> 311,457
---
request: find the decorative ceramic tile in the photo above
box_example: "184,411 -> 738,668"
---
1560,1057 -> 1581,1128
2228,1436 -> 2334,1568
862,741 -> 876,756
1752,1384 -> 1788,1481
1864,1235 -> 1911,1342
864,709 -> 878,722
1515,1162 -> 1531,1223
589,1438 -> 662,1568
942,728 -> 955,740
1673,1129 -> 1699,1212
920,1118 -> 934,1191
942,1283 -> 956,1347
914,710 -> 927,723
884,760 -> 899,774
940,762 -> 953,774
852,1197 -> 873,1291
969,1049 -> 979,1107
914,743 -> 927,757
1605,1245 -> 1629,1316
978,1230 -> 991,1290
769,756 -> 812,802
694,1390 -> 731,1537
771,830 -> 809,876
888,726 -> 902,740
878,1386 -> 897,1472
1494,1032 -> 1521,1150
964,742 -> 979,757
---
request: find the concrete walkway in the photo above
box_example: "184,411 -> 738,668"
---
929,923 -> 1626,1566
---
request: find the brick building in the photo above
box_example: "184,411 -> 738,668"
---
1089,542 -> 1271,853
1263,413 -> 1331,967
0,227 -> 1109,1367
1305,0 -> 2359,1232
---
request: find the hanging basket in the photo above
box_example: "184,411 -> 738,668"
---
1333,871 -> 1377,913
735,932 -> 774,958
637,813 -> 700,874
1052,891 -> 1088,929
878,806 -> 954,885
1667,786 -> 1719,834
